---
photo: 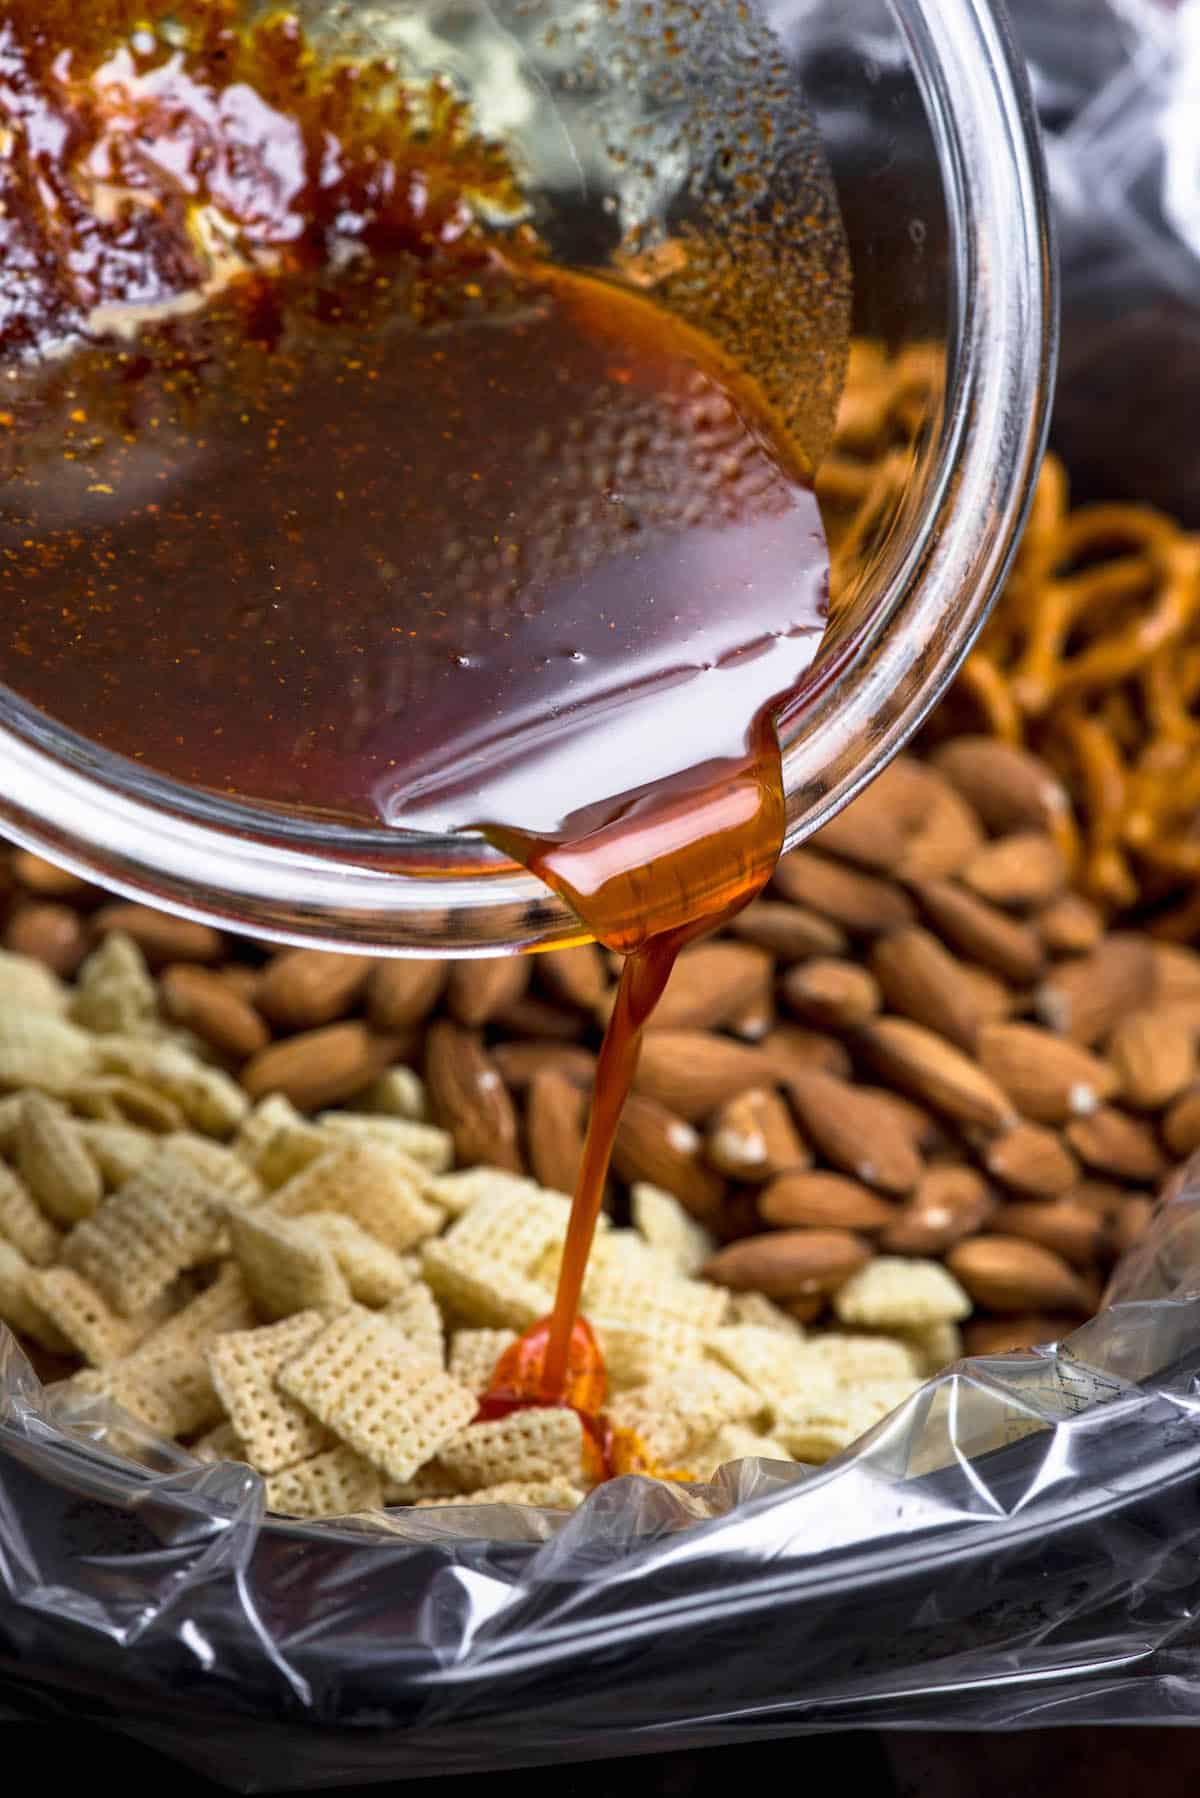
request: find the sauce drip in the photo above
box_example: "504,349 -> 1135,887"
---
0,1 -> 838,1475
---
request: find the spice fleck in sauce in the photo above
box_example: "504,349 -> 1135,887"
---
0,2 -> 837,1474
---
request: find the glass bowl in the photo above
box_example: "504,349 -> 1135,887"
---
0,0 -> 1056,953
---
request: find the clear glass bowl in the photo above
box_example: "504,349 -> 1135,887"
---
0,0 -> 1055,953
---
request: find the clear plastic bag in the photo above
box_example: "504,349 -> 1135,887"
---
6,1166 -> 1200,1788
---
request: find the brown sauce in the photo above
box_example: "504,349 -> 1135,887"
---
0,1 -> 837,1463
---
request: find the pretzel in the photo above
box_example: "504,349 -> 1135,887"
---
826,342 -> 1200,918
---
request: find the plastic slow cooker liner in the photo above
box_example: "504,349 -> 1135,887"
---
7,1169 -> 1200,1787
7,0 -> 1200,1783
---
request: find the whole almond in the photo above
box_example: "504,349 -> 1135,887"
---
781,958 -> 880,1030
1163,1085 -> 1200,1158
977,1023 -> 1118,1124
963,1313 -> 1078,1356
856,1016 -> 1016,1130
1034,935 -> 1156,1046
981,1121 -> 1078,1197
160,964 -> 270,1061
425,1021 -> 522,1173
910,879 -> 1043,985
445,957 -> 531,1028
218,965 -> 264,1004
869,927 -> 985,1052
4,902 -> 89,975
634,1032 -> 768,1120
856,1085 -> 947,1154
879,1165 -> 994,1256
894,776 -> 985,881
12,852 -> 92,899
706,1087 -> 810,1181
1151,942 -> 1200,1002
730,901 -> 847,961
491,1042 -> 597,1091
257,949 -> 373,1032
1068,1179 -> 1128,1221
772,850 -> 914,935
759,1024 -> 852,1083
946,1235 -> 1092,1313
366,959 -> 445,1031
1000,1200 -> 1106,1268
1065,1106 -> 1166,1184
759,1171 -> 895,1232
242,1022 -> 392,1111
1036,892 -> 1104,956
490,994 -> 588,1043
961,832 -> 1067,909
612,1094 -> 726,1221
726,987 -> 776,1042
537,945 -> 609,1012
93,902 -> 224,966
809,758 -> 933,871
1107,1006 -> 1196,1111
526,1068 -> 586,1196
958,963 -> 1016,1022
642,942 -> 772,1033
785,1069 -> 923,1193
932,737 -> 1074,840
703,1228 -> 871,1299
1113,1196 -> 1154,1258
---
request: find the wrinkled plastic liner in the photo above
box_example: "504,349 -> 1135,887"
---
5,1180 -> 1200,1786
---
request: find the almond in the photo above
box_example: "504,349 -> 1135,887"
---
960,831 -> 1067,910
366,959 -> 445,1031
772,850 -> 914,935
445,957 -> 531,1028
946,1235 -> 1092,1313
894,776 -> 985,881
976,1022 -> 1118,1124
1033,935 -> 1156,1045
855,1085 -> 947,1154
218,965 -> 264,1004
1107,1006 -> 1196,1110
160,964 -> 270,1061
12,851 -> 93,899
641,942 -> 772,1033
1000,1200 -> 1106,1268
1113,1195 -> 1154,1258
1163,1085 -> 1200,1158
980,1121 -> 1078,1197
910,879 -> 1043,984
242,1022 -> 393,1111
3,902 -> 89,975
490,994 -> 588,1043
633,1032 -> 769,1120
759,1171 -> 895,1232
726,988 -> 775,1042
963,1313 -> 1077,1356
1036,892 -> 1104,956
931,736 -> 1074,840
425,1020 -> 522,1174
92,902 -> 224,966
879,1165 -> 994,1256
1065,1106 -> 1166,1184
612,1094 -> 726,1221
703,1229 -> 871,1299
781,958 -> 880,1030
491,1042 -> 597,1091
537,944 -> 609,1012
759,1024 -> 852,1083
856,1017 -> 1016,1130
1151,942 -> 1200,1002
1068,1179 -> 1128,1221
869,927 -> 985,1051
729,901 -> 847,961
808,758 -> 932,871
525,1068 -> 586,1196
958,963 -> 1015,1022
785,1069 -> 923,1193
257,949 -> 373,1031
705,1087 -> 810,1181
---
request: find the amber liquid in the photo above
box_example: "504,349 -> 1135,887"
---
0,0 -> 834,1432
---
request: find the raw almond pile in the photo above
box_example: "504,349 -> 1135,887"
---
0,723 -> 1192,1379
